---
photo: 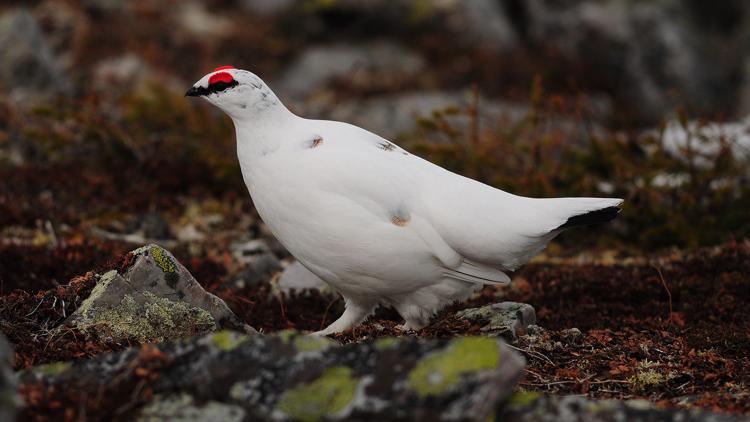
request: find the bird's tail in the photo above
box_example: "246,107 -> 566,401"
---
538,197 -> 624,231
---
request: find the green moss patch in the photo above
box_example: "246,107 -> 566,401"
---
293,335 -> 336,353
277,366 -> 358,421
373,337 -> 400,350
211,331 -> 249,351
33,361 -> 72,376
275,329 -> 297,344
508,391 -> 542,406
408,337 -> 500,397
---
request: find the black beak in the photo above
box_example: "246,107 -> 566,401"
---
185,86 -> 201,97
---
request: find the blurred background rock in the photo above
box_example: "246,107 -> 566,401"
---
3,0 -> 750,124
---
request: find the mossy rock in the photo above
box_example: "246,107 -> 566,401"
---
138,393 -> 245,422
67,245 -> 253,343
21,332 -> 525,421
408,337 -> 500,397
87,292 -> 217,343
277,366 -> 358,421
496,394 -> 744,421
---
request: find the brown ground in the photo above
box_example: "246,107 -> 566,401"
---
2,236 -> 748,416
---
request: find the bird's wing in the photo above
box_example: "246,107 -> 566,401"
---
307,120 -> 516,284
407,212 -> 512,285
444,260 -> 511,284
311,119 -> 618,278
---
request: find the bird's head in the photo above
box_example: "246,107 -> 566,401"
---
186,66 -> 282,120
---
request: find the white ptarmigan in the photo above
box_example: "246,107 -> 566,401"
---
186,66 -> 623,335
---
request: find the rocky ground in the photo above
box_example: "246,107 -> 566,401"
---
1,235 -> 748,419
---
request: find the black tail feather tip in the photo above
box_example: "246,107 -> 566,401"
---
557,206 -> 622,230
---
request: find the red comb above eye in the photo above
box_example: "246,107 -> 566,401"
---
213,65 -> 235,71
209,71 -> 234,85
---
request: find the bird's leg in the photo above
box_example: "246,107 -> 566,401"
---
311,299 -> 374,336
396,316 -> 429,332
393,300 -> 431,332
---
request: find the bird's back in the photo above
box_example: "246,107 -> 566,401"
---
291,119 -> 621,272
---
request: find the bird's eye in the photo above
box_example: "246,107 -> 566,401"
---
205,71 -> 238,94
209,72 -> 234,85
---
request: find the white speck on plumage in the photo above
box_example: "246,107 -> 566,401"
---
186,66 -> 624,336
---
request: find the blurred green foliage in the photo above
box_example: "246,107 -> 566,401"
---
11,85 -> 239,186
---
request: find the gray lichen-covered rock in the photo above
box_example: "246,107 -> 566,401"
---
456,302 -> 536,343
519,0 -> 746,122
0,334 -> 18,422
319,90 -> 530,139
230,239 -> 282,288
0,8 -> 71,102
277,0 -> 518,51
276,42 -> 425,100
67,244 -> 252,342
497,393 -> 746,422
22,330 -> 525,421
138,393 -> 246,422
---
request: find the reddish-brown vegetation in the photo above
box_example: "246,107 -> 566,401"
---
2,239 -> 748,414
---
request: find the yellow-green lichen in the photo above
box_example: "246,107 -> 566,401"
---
294,335 -> 336,352
626,399 -> 654,410
77,270 -> 119,319
212,330 -> 249,351
87,292 -> 216,342
138,393 -> 245,422
277,366 -> 358,422
374,337 -> 400,350
34,361 -> 72,376
304,0 -> 337,11
410,0 -> 439,23
508,391 -> 541,406
150,247 -> 177,274
585,401 -> 611,414
408,337 -> 499,397
275,329 -> 297,344
627,360 -> 665,391
627,369 -> 665,391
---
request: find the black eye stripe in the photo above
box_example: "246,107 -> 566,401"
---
193,79 -> 239,96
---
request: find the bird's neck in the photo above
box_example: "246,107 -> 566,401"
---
232,104 -> 299,145
232,103 -> 304,181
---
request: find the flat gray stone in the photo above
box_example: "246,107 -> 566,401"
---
456,302 -> 536,343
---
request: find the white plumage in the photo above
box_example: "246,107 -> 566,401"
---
187,67 -> 623,335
